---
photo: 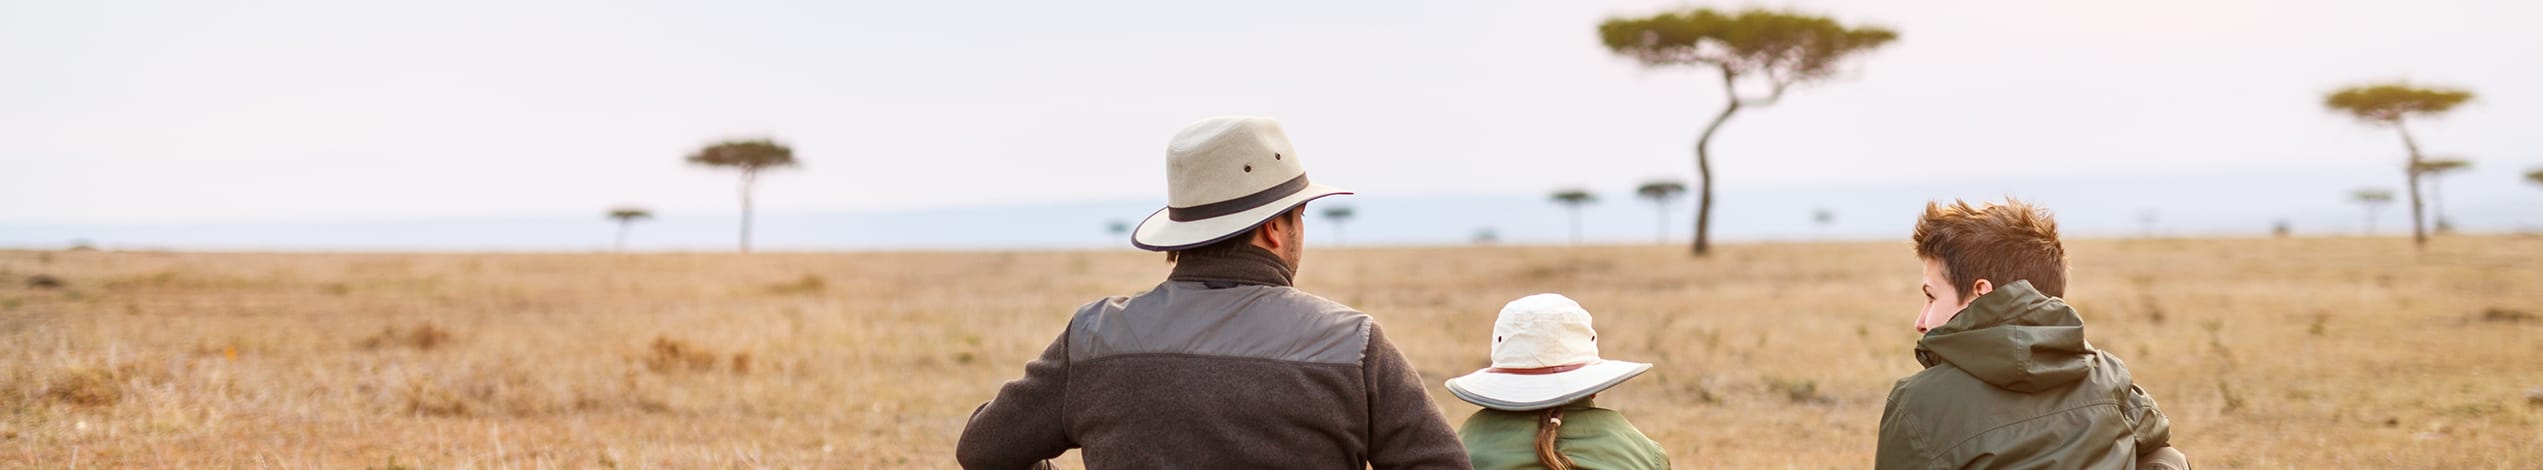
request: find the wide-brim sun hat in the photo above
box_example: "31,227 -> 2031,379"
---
1130,116 -> 1352,251
1445,293 -> 1653,411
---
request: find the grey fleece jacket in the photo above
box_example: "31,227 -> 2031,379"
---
956,245 -> 1469,469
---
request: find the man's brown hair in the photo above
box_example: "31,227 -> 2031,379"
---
1912,198 -> 2066,298
1165,205 -> 1304,263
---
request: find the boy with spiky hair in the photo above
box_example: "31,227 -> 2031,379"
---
1876,199 -> 2189,470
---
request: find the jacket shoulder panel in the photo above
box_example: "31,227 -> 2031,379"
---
1067,282 -> 1370,365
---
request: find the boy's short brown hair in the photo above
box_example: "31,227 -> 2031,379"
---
1913,198 -> 2067,298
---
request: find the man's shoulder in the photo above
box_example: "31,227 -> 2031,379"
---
1887,361 -> 1981,404
1881,356 -> 2146,468
1257,285 -> 1368,317
1065,282 -> 1371,364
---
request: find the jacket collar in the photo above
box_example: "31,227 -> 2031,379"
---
1913,280 -> 2093,392
1167,243 -> 1295,287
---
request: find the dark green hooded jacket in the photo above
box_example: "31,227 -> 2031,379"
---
1876,281 -> 2172,470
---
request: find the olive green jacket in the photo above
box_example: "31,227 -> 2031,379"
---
1458,399 -> 1669,470
1876,281 -> 2173,470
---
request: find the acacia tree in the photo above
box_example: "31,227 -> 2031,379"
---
1550,189 -> 1598,246
606,207 -> 653,252
686,138 -> 798,253
2351,188 -> 2394,235
2323,83 -> 2473,250
1321,205 -> 1356,246
1811,208 -> 1835,239
2529,168 -> 2543,188
1635,180 -> 1686,243
2413,158 -> 2470,233
1601,8 -> 1896,256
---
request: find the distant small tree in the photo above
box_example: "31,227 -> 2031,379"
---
606,207 -> 653,252
2324,83 -> 2473,249
2350,188 -> 2395,235
2272,219 -> 2292,238
2529,167 -> 2543,188
1635,180 -> 1687,243
1472,227 -> 1501,245
1321,205 -> 1356,246
2137,210 -> 2159,239
1811,208 -> 1835,239
1601,8 -> 1897,256
1550,189 -> 1598,246
2413,158 -> 2470,233
686,138 -> 799,253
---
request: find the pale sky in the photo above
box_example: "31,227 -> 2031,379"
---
5,0 -> 2539,227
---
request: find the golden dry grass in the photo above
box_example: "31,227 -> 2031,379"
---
2,236 -> 2540,468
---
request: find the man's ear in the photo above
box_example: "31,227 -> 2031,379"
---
1251,213 -> 1293,248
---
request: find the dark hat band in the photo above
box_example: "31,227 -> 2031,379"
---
1166,174 -> 1311,222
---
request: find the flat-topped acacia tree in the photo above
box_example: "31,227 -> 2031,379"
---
1550,189 -> 1598,246
606,207 -> 652,252
686,138 -> 798,253
1635,180 -> 1686,244
1601,8 -> 1896,256
2350,188 -> 2395,236
2323,83 -> 2473,250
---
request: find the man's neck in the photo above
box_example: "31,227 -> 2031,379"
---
1167,243 -> 1296,287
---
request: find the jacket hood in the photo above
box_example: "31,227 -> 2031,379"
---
1914,280 -> 2092,393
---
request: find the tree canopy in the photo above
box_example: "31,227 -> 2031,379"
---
1635,181 -> 1687,201
1600,8 -> 1896,99
2351,188 -> 2394,204
686,139 -> 799,171
2413,158 -> 2470,176
1551,189 -> 1597,206
607,207 -> 653,222
2324,83 -> 2473,124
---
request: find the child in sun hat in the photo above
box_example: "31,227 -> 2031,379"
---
1446,293 -> 1669,470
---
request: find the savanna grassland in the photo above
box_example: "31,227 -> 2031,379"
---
2,236 -> 2539,468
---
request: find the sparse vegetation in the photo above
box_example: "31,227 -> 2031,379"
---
357,323 -> 454,351
2323,82 -> 2475,250
0,238 -> 2537,466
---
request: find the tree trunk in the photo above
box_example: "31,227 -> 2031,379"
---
2430,174 -> 2449,233
616,221 -> 630,252
1568,206 -> 1582,246
2394,122 -> 2427,250
740,169 -> 757,254
2364,205 -> 2377,235
1654,201 -> 1669,244
1692,68 -> 1745,257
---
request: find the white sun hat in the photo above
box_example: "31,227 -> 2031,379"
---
1445,293 -> 1654,411
1129,116 -> 1353,251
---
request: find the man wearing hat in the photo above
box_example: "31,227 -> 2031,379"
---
956,116 -> 1469,469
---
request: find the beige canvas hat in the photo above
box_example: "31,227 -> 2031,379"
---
1445,293 -> 1654,411
1130,116 -> 1353,251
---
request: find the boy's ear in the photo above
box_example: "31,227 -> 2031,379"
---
1969,279 -> 1995,298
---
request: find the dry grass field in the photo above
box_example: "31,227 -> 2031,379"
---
3,236 -> 2540,468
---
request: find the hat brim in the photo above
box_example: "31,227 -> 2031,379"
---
1130,183 -> 1351,251
1444,360 -> 1652,411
